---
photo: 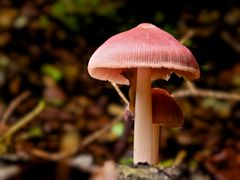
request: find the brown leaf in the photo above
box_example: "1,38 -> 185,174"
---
205,148 -> 240,180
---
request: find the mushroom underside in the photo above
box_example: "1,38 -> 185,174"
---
89,67 -> 199,84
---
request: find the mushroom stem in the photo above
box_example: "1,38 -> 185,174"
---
152,125 -> 160,164
134,68 -> 153,164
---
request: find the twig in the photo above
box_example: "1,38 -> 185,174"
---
185,81 -> 196,92
179,29 -> 195,44
0,91 -> 31,125
29,115 -> 122,161
82,115 -> 122,147
110,82 -> 129,104
173,150 -> 187,167
173,87 -> 240,100
0,101 -> 45,142
30,145 -> 77,161
221,31 -> 240,53
109,66 -> 240,102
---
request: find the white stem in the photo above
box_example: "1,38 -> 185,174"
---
133,68 -> 153,164
152,125 -> 160,164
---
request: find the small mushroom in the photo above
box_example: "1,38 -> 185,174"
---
88,23 -> 200,164
151,88 -> 183,164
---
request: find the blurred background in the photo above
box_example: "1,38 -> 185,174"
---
0,0 -> 240,179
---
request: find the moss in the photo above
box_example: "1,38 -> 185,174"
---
117,164 -> 180,180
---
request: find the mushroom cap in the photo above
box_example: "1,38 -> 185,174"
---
88,23 -> 200,85
152,88 -> 184,128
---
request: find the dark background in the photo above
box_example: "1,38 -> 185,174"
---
0,0 -> 240,179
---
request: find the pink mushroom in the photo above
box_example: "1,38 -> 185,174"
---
88,23 -> 200,165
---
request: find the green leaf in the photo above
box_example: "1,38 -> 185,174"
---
51,1 -> 67,18
163,25 -> 177,38
201,64 -> 212,72
119,157 -> 133,165
62,16 -> 79,31
182,39 -> 192,47
41,64 -> 63,82
189,159 -> 198,171
39,15 -> 49,27
111,122 -> 124,137
154,11 -> 164,22
157,159 -> 174,168
28,127 -> 43,138
0,55 -> 9,67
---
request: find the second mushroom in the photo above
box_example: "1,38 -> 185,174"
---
151,88 -> 184,164
88,23 -> 200,165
